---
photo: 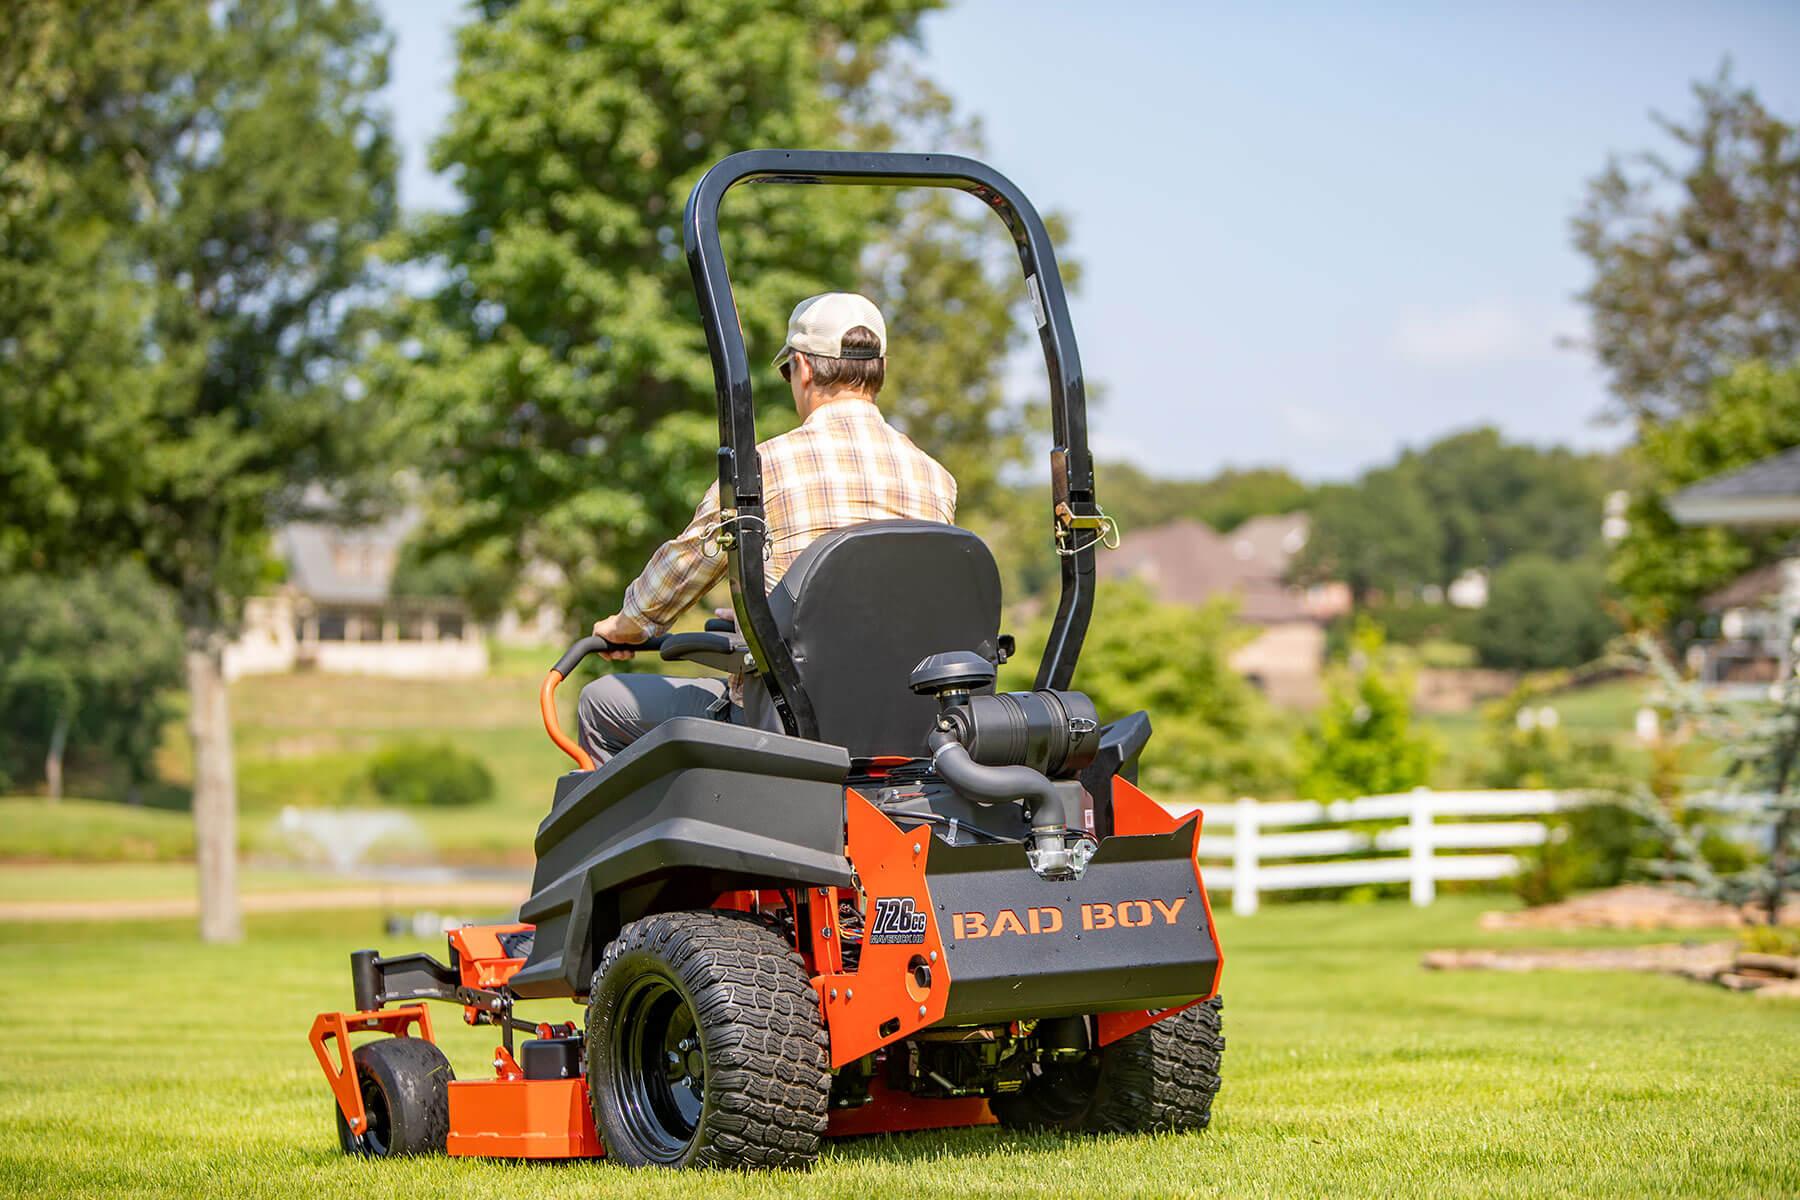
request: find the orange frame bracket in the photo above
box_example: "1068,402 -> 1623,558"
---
309,1005 -> 436,1137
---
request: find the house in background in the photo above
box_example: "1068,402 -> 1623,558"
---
1669,445 -> 1800,691
224,510 -> 488,680
1687,562 -> 1790,685
1099,513 -> 1348,707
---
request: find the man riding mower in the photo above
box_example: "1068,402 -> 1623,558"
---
308,150 -> 1225,1172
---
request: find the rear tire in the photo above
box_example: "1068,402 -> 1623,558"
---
587,910 -> 830,1169
334,1036 -> 454,1156
993,996 -> 1224,1134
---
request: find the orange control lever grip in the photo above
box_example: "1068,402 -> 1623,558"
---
539,634 -> 665,772
540,670 -> 595,772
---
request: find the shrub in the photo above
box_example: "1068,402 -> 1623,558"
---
1297,620 -> 1434,800
364,741 -> 496,808
1479,677 -> 1631,792
1513,803 -> 1654,907
1471,554 -> 1618,670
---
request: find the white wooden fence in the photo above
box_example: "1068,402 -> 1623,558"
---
1164,789 -> 1575,916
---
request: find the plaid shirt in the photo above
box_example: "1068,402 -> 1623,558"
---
620,399 -> 958,636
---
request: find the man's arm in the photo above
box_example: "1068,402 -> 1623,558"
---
593,482 -> 729,655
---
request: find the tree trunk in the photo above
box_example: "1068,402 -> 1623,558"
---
45,708 -> 69,803
185,631 -> 242,943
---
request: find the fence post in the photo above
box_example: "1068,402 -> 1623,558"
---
1233,797 -> 1260,916
1409,787 -> 1435,907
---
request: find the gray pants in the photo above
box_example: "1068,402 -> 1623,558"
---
577,673 -> 732,762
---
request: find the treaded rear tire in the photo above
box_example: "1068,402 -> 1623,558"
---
993,996 -> 1224,1135
587,910 -> 830,1169
334,1036 -> 454,1156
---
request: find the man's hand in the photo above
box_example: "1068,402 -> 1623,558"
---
593,613 -> 648,661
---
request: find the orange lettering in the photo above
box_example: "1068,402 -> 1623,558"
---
1152,897 -> 1187,925
1118,900 -> 1152,928
1082,903 -> 1116,930
993,909 -> 1027,937
1029,906 -> 1064,934
955,912 -> 988,940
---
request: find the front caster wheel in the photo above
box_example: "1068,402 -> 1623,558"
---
334,1036 -> 454,1156
587,910 -> 830,1169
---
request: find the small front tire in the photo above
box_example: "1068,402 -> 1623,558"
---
334,1036 -> 454,1156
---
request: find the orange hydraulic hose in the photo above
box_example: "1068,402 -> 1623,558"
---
540,670 -> 595,772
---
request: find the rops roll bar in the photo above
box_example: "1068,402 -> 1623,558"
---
683,150 -> 1100,741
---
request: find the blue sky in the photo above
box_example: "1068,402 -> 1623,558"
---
374,0 -> 1800,480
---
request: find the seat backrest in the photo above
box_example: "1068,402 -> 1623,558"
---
747,520 -> 1002,758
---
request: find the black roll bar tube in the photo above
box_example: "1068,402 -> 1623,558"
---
683,149 -> 1099,739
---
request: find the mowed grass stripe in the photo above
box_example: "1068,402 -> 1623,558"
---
0,897 -> 1792,1198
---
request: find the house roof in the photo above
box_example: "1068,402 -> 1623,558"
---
1670,446 -> 1800,527
1702,561 -> 1784,613
1227,512 -> 1310,575
278,509 -> 420,606
1098,517 -> 1312,623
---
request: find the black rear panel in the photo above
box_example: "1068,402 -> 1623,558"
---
927,828 -> 1216,1025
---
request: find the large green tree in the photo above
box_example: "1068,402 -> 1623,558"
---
394,0 -> 1074,623
1401,428 -> 1622,582
1294,472 -> 1444,603
1610,361 -> 1800,629
1294,427 -> 1620,601
0,0 -> 398,940
394,0 -> 926,618
1573,68 -> 1800,426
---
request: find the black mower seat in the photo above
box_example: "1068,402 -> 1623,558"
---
743,519 -> 1003,759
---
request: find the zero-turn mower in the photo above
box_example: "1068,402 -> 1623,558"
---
308,149 -> 1224,1171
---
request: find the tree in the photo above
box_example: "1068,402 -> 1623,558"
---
1627,633 -> 1799,925
1401,428 -> 1621,583
1293,471 -> 1443,603
1609,362 -> 1800,629
391,0 -> 1017,622
1294,427 -> 1621,603
1000,583 -> 1292,799
1094,462 -> 1311,536
1297,621 -> 1434,800
1572,68 -> 1800,426
0,1 -> 398,940
1471,554 -> 1619,670
0,567 -> 182,800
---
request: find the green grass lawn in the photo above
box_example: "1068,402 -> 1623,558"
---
0,896 -> 1792,1199
0,797 -> 196,862
0,863 -> 384,905
1418,676 -> 1657,787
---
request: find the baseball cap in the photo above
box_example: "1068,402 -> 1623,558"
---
772,292 -> 887,371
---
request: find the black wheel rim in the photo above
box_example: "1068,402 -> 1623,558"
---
610,972 -> 705,1163
357,1070 -> 392,1155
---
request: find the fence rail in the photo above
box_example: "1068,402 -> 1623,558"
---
1164,789 -> 1574,916
1161,788 -> 1779,916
